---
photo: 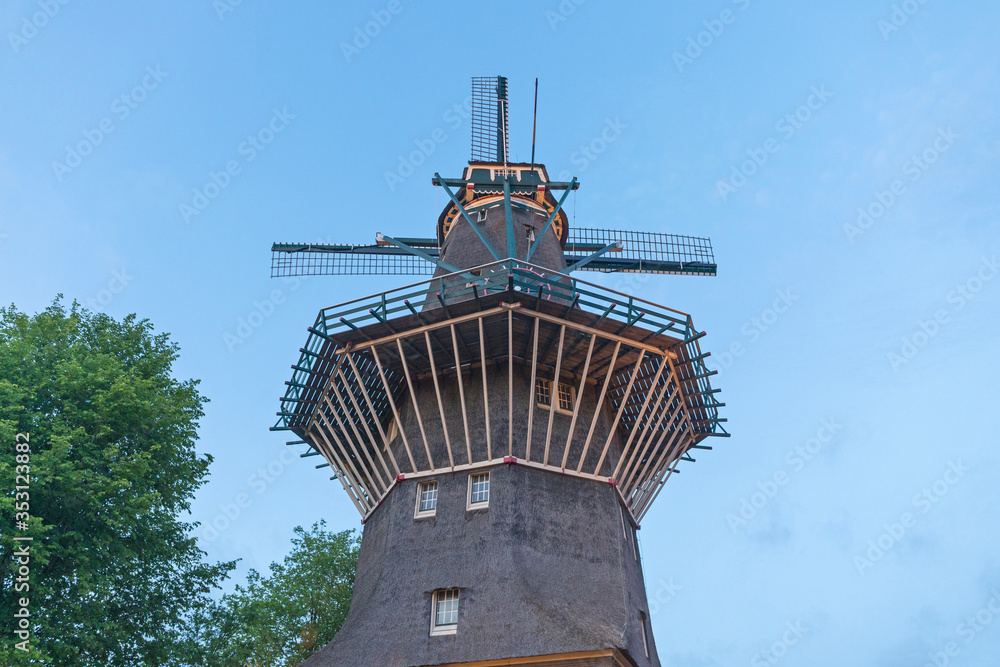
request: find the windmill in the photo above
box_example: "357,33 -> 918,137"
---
272,76 -> 727,667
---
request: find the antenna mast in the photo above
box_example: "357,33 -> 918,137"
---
530,78 -> 538,171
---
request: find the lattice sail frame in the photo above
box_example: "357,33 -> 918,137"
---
273,260 -> 727,523
271,229 -> 716,278
470,76 -> 508,163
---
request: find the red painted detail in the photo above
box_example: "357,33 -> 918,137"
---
608,478 -> 618,486
396,474 -> 405,483
504,456 -> 517,464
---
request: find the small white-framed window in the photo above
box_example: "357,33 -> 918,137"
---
639,611 -> 650,658
525,225 -> 536,243
430,588 -> 460,636
476,209 -> 488,223
414,480 -> 438,519
467,471 -> 490,510
535,378 -> 574,414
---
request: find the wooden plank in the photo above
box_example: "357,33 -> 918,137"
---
313,409 -> 372,513
334,304 -> 512,354
610,357 -> 669,480
622,395 -> 682,496
335,364 -> 395,481
560,333 -> 595,470
370,345 -> 417,473
525,317 -> 541,462
575,341 -> 622,473
322,393 -> 389,495
344,352 -> 401,476
592,351 -> 648,476
542,324 -> 566,466
424,331 -> 455,468
508,309 -> 514,457
396,338 -> 435,470
450,324 -> 473,465
307,422 -> 364,515
479,317 -> 493,460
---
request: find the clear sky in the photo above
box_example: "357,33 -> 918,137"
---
2,1 -> 999,665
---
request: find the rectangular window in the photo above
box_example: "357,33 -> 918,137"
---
535,377 -> 551,406
468,472 -> 490,510
535,378 -> 574,414
414,481 -> 438,519
556,381 -> 574,411
431,588 -> 459,636
639,611 -> 649,657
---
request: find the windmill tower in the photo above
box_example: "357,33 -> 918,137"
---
272,76 -> 727,667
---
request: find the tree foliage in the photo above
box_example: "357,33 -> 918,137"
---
198,521 -> 359,667
0,300 -> 236,665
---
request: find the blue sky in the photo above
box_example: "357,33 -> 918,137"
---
3,1 -> 999,665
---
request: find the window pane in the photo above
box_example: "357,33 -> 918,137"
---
557,382 -> 573,411
535,378 -> 550,405
470,473 -> 489,504
435,589 -> 459,626
419,482 -> 438,512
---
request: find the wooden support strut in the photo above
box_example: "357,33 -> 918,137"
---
593,350 -> 648,477
335,363 -> 396,479
610,355 -> 669,481
344,352 -> 401,476
560,333 -> 596,470
450,324 -> 473,465
524,316 -> 542,463
575,340 -> 622,473
479,317 -> 493,460
542,324 -> 567,466
396,338 -> 435,470
370,345 -> 418,473
424,330 -> 455,469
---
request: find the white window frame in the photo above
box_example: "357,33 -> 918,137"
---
430,588 -> 460,636
535,378 -> 574,415
414,480 -> 439,519
639,611 -> 650,657
467,471 -> 490,510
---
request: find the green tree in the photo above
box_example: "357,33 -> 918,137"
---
0,300 -> 236,665
200,521 -> 358,667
